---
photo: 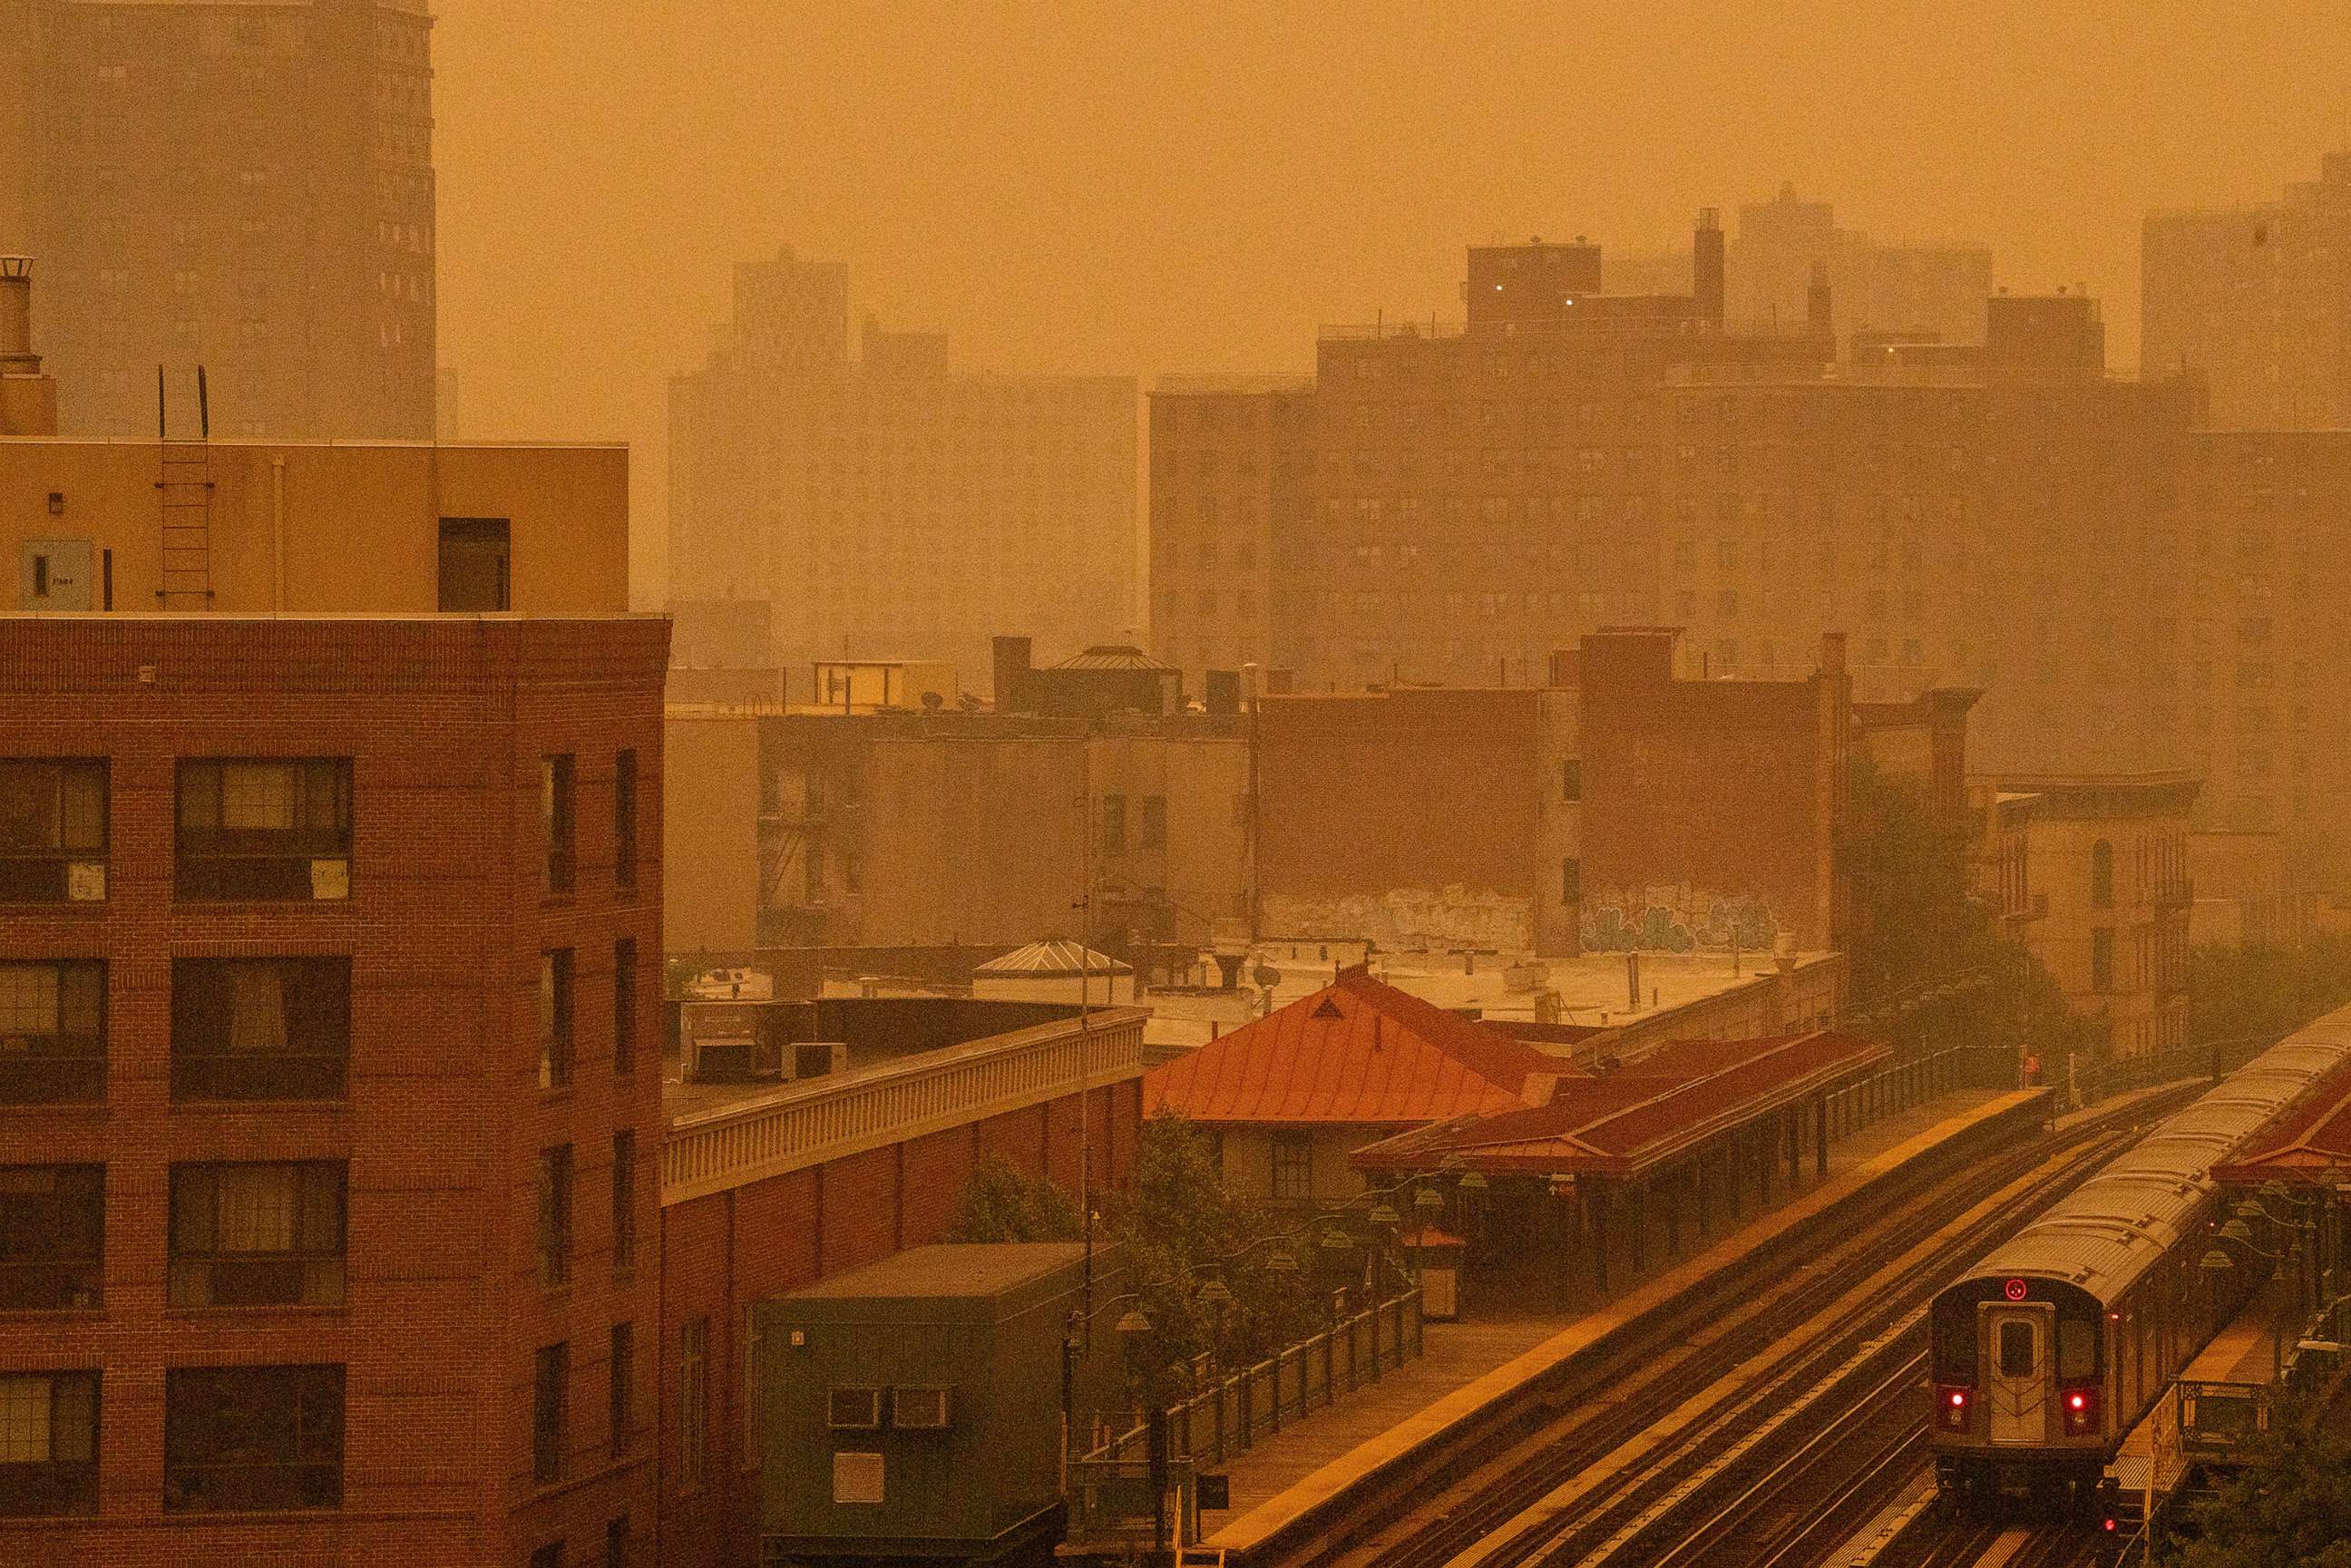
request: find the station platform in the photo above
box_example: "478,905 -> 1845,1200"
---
2107,1275 -> 2292,1508
1205,1086 -> 2049,1555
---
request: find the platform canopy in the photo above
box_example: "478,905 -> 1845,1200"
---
1349,1029 -> 1889,1182
2210,1051 -> 2351,1188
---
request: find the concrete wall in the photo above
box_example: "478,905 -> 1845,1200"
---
665,712 -> 763,952
2,438 -> 631,614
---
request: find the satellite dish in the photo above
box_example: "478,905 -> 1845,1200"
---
921,690 -> 943,712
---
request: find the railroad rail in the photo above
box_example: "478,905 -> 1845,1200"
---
1265,1085 -> 2204,1568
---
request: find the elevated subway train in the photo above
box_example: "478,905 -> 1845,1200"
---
1927,1014 -> 2351,1508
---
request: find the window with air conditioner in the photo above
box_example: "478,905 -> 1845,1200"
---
175,760 -> 350,901
826,1386 -> 882,1430
0,761 -> 108,903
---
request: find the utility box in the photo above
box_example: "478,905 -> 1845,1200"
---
758,1242 -> 1127,1564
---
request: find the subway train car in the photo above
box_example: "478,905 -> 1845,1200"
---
1927,1018 -> 2351,1509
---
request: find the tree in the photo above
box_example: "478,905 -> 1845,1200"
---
943,1157 -> 1083,1243
2191,934 -> 2351,1056
1107,1114 -> 1344,1401
2170,1411 -> 2351,1567
1844,764 -> 2095,1070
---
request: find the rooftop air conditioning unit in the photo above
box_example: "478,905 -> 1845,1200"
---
827,1386 -> 883,1430
892,1386 -> 951,1430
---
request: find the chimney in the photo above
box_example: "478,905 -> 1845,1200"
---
1806,260 -> 1832,336
0,256 -> 58,439
1,257 -> 38,374
990,636 -> 1032,711
1819,630 -> 1848,678
1693,209 -> 1725,325
1546,648 -> 1577,687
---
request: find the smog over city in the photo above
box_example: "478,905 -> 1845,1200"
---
4,4 -> 2351,1564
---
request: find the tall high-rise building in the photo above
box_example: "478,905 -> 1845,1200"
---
2143,152 -> 2351,428
0,0 -> 436,440
668,249 -> 1138,684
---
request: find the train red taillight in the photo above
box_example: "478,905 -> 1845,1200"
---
2063,1383 -> 2101,1433
1936,1386 -> 1972,1430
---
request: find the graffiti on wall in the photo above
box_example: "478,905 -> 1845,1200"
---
1579,885 -> 1780,954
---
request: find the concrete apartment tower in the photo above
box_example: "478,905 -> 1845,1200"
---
0,0 -> 435,440
2144,152 -> 2351,429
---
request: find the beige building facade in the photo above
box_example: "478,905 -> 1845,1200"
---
5,435 -> 629,614
660,707 -> 1248,958
1993,773 -> 2198,1058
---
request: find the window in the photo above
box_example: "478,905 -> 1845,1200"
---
610,1322 -> 633,1457
171,958 -> 349,1100
1100,794 -> 1127,855
538,1145 -> 573,1287
0,1166 -> 102,1311
168,1162 -> 346,1308
2058,1319 -> 2097,1379
0,960 -> 105,1104
679,1316 -> 709,1490
163,1365 -> 344,1512
607,1516 -> 631,1568
1561,858 -> 1581,907
0,1371 -> 99,1516
1270,1132 -> 1312,1203
1560,760 -> 1580,803
2090,839 -> 2113,909
0,761 -> 108,902
436,521 -> 511,609
176,760 -> 350,901
2091,930 -> 2114,994
1138,795 -> 1167,851
533,1341 -> 568,1485
541,950 -> 573,1090
611,1132 -> 635,1273
1996,1320 -> 2037,1378
613,750 -> 638,890
543,755 -> 576,895
613,939 -> 637,1076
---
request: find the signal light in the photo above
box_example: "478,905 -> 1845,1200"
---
2103,1517 -> 2117,1532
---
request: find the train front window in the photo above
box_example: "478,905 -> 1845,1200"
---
1998,1320 -> 2037,1377
2059,1319 -> 2097,1379
1932,1308 -> 1976,1380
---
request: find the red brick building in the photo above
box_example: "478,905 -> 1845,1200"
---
0,615 -> 668,1565
654,1005 -> 1146,1568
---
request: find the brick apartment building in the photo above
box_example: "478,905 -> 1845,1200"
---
1148,215 -> 2351,872
0,615 -> 668,1563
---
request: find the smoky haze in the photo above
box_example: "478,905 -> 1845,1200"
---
431,0 -> 2351,606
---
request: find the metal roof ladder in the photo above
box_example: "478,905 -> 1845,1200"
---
156,365 -> 215,609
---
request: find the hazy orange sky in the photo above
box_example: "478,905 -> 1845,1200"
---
431,2 -> 2351,606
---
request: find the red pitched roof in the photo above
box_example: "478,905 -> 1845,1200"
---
1142,969 -> 1561,1125
1348,1030 -> 1889,1181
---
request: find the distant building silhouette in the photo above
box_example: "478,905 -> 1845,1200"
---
2143,152 -> 2351,428
0,0 -> 436,440
668,248 -> 1137,679
1150,206 -> 2351,878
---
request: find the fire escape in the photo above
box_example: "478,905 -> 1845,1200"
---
155,366 -> 215,609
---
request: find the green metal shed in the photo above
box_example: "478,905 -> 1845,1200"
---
757,1242 -> 1128,1564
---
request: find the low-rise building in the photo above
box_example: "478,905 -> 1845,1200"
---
656,998 -> 1145,1568
2190,831 -> 2312,950
1986,773 -> 2200,1057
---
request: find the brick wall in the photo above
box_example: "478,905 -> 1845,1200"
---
654,1082 -> 1137,1568
0,616 -> 668,1566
